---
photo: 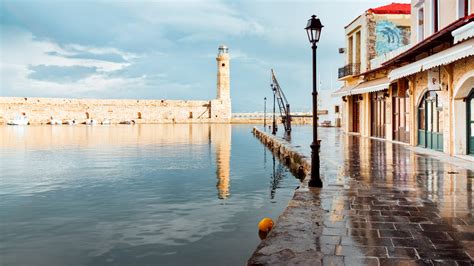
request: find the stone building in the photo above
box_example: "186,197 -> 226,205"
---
0,45 -> 232,125
333,0 -> 474,159
333,3 -> 412,138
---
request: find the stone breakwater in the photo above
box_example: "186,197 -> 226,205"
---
0,97 -> 231,125
249,127 -> 326,265
252,127 -> 310,178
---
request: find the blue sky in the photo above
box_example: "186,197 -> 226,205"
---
0,0 -> 409,112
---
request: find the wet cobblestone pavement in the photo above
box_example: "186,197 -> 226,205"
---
249,127 -> 474,265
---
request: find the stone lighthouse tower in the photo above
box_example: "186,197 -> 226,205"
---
216,45 -> 230,100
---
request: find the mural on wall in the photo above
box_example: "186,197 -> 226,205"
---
375,20 -> 410,56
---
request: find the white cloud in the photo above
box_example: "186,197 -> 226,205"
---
0,26 -> 142,97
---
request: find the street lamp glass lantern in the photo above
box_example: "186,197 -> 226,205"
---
305,15 -> 323,44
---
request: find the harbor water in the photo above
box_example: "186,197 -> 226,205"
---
0,124 -> 301,266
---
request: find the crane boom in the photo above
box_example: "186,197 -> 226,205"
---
271,69 -> 291,133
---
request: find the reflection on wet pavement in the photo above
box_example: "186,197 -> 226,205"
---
254,126 -> 473,265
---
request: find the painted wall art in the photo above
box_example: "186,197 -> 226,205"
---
375,20 -> 410,56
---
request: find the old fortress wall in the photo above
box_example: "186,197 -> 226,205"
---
0,45 -> 232,125
0,97 -> 231,125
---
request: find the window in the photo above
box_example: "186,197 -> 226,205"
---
418,8 -> 425,42
355,31 -> 361,65
348,36 -> 353,64
432,0 -> 439,33
458,0 -> 471,18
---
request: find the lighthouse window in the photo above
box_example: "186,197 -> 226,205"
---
221,63 -> 225,67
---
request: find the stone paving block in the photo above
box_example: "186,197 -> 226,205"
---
416,249 -> 471,261
335,245 -> 387,258
391,238 -> 435,248
379,230 -> 413,239
341,236 -> 393,247
378,258 -> 432,265
344,257 -> 379,266
386,247 -> 419,259
322,255 -> 344,266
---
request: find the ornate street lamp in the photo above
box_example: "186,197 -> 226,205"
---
305,15 -> 323,187
264,97 -> 267,129
272,84 -> 277,135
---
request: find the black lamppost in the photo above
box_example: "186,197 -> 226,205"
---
272,84 -> 277,135
264,97 -> 267,129
305,15 -> 323,187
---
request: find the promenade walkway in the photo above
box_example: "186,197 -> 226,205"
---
249,127 -> 473,265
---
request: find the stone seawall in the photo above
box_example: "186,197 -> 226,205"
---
252,127 -> 310,178
0,97 -> 231,124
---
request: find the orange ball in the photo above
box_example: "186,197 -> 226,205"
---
258,218 -> 274,232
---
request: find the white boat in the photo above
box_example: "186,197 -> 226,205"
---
85,119 -> 97,125
101,119 -> 111,125
7,115 -> 29,125
67,119 -> 78,125
49,118 -> 62,125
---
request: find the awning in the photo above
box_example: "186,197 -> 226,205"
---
453,21 -> 474,44
331,84 -> 356,97
389,38 -> 474,81
331,77 -> 389,97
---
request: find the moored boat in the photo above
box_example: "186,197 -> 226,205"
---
7,115 -> 29,125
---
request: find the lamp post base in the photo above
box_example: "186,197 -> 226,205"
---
309,141 -> 322,188
308,178 -> 323,188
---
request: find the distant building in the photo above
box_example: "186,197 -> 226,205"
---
333,0 -> 474,158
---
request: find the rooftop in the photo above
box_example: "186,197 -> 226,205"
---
367,2 -> 411,15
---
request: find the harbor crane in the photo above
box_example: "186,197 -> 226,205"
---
271,69 -> 292,134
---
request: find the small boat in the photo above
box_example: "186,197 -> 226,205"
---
67,119 -> 78,125
119,119 -> 135,125
85,119 -> 97,125
101,119 -> 111,125
7,115 -> 29,125
49,118 -> 62,125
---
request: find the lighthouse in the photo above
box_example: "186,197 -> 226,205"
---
216,45 -> 230,100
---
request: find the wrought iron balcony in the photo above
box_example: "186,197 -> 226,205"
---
338,63 -> 361,79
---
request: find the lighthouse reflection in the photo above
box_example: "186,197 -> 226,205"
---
213,124 -> 231,199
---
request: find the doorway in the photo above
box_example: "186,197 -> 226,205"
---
418,91 -> 443,151
371,91 -> 387,138
351,95 -> 361,133
392,81 -> 410,143
467,89 -> 474,154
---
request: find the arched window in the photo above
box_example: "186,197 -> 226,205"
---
85,112 -> 90,119
137,112 -> 142,119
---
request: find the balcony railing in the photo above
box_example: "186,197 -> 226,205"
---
338,63 -> 360,79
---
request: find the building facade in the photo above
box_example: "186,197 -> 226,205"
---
334,3 -> 412,139
0,45 -> 232,125
333,0 -> 474,159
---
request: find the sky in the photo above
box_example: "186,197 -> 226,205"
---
0,0 -> 410,113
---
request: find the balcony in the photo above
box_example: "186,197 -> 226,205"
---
338,63 -> 360,79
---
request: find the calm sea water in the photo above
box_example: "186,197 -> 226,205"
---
0,124 -> 300,266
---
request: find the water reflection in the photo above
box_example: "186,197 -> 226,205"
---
214,124 -> 231,199
270,155 -> 285,200
0,124 -> 301,266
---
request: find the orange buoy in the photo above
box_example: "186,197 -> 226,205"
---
258,217 -> 274,232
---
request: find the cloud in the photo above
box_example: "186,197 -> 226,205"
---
28,65 -> 98,83
0,25 -> 142,97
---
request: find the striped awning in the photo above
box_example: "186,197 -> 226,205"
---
453,21 -> 474,44
389,38 -> 474,81
331,77 -> 389,97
